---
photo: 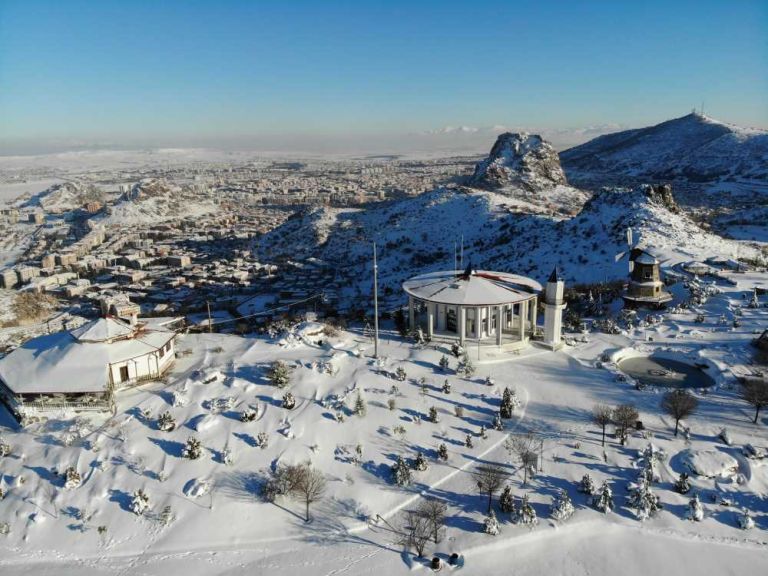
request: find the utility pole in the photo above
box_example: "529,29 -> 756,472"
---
373,242 -> 379,358
206,301 -> 213,334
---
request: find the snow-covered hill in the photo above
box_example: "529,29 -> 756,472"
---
98,179 -> 217,225
465,133 -> 588,216
469,132 -> 568,190
560,113 -> 768,182
260,184 -> 755,310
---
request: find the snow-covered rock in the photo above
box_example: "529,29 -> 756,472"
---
681,449 -> 739,479
469,132 -> 569,191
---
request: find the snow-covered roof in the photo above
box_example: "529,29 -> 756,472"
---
403,269 -> 542,306
634,251 -> 659,265
70,317 -> 135,343
0,328 -> 175,395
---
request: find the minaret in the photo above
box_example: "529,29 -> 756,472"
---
543,267 -> 566,350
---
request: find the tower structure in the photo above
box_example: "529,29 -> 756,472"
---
543,267 -> 566,350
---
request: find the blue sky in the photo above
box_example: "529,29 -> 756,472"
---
0,0 -> 766,152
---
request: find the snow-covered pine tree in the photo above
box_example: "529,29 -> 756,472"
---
578,473 -> 596,495
131,489 -> 150,515
64,466 -> 81,490
628,477 -> 662,520
465,435 -> 473,448
442,380 -> 451,394
257,432 -> 269,449
391,456 -> 411,486
182,436 -> 202,460
738,508 -> 755,530
159,505 -> 175,526
500,388 -> 513,419
413,451 -> 428,472
516,494 -> 538,526
593,480 -> 614,513
240,408 -> 257,422
483,510 -> 500,535
450,342 -> 463,358
674,472 -> 691,494
485,375 -> 495,387
0,437 -> 11,457
479,425 -> 487,439
353,391 -> 367,417
267,360 -> 291,388
688,492 -> 703,522
550,489 -> 574,522
454,405 -> 464,418
282,391 -> 296,410
428,406 -> 439,423
437,443 -> 448,461
492,413 -> 503,431
499,485 -> 514,514
157,411 -> 176,432
457,354 -> 475,378
395,366 -> 407,381
439,355 -> 450,372
222,447 -> 234,466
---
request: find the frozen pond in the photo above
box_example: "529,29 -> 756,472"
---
618,356 -> 715,389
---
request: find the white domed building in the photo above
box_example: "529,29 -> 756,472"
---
402,266 -> 565,350
0,315 -> 177,422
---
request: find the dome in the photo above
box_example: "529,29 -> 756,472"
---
403,270 -> 541,307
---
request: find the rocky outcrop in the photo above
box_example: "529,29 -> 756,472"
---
468,133 -> 568,191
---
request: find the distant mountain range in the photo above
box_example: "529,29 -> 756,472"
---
560,113 -> 768,182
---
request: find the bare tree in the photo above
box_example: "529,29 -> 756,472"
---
661,389 -> 698,436
397,509 -> 433,557
473,465 -> 508,513
741,379 -> 768,424
506,433 -> 539,486
291,464 -> 327,522
612,404 -> 639,445
592,404 -> 613,446
417,498 -> 447,544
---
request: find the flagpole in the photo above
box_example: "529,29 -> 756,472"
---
373,242 -> 379,359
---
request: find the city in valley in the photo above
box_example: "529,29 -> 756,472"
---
0,2 -> 767,575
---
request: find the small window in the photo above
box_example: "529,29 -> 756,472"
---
119,366 -> 129,382
159,347 -> 165,358
165,342 -> 171,352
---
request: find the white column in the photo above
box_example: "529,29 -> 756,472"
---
519,300 -> 527,341
496,305 -> 503,346
408,296 -> 415,330
530,298 -> 538,334
475,306 -> 482,339
459,307 -> 466,346
427,303 -> 434,338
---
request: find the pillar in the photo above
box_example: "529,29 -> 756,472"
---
496,305 -> 503,346
519,300 -> 527,341
459,307 -> 466,346
408,296 -> 415,330
475,306 -> 482,339
530,297 -> 538,335
427,303 -> 434,338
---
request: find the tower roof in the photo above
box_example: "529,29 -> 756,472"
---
548,266 -> 563,283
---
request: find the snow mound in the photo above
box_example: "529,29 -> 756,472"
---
183,478 -> 211,499
681,449 -> 739,478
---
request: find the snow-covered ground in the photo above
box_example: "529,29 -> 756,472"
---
1,269 -> 767,575
0,179 -> 65,203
